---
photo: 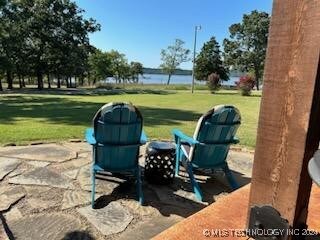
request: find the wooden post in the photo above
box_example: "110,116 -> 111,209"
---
248,0 -> 320,236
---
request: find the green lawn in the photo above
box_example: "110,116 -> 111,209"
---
0,90 -> 261,148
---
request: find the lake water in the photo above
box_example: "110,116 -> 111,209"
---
138,74 -> 239,86
106,74 -> 239,86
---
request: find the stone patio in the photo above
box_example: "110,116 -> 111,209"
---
0,142 -> 253,240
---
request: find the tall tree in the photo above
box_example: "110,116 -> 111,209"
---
130,61 -> 143,83
160,39 -> 190,85
0,1 -> 4,90
28,0 -> 99,89
0,0 -> 24,89
88,49 -> 113,84
107,50 -> 129,84
223,10 -> 270,90
194,37 -> 228,81
0,0 -> 99,90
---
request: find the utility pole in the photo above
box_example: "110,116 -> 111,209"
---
191,25 -> 201,93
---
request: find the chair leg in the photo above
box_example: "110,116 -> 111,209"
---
137,166 -> 144,205
186,162 -> 203,201
223,164 -> 239,190
175,144 -> 181,177
91,169 -> 96,208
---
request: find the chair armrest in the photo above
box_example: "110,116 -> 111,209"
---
85,128 -> 96,145
232,137 -> 240,144
140,130 -> 148,145
172,129 -> 198,145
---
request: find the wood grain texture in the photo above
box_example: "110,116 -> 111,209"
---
248,0 -> 320,230
152,185 -> 320,240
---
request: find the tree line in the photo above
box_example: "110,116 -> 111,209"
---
88,49 -> 143,86
0,0 -> 270,91
160,10 -> 270,89
0,0 -> 143,91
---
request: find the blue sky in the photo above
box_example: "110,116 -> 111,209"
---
75,0 -> 273,69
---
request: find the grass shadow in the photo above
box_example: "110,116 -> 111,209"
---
0,95 -> 200,127
1,88 -> 173,96
93,88 -> 173,95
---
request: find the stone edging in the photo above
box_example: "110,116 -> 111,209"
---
1,139 -> 255,154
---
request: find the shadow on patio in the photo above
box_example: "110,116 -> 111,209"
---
93,168 -> 251,219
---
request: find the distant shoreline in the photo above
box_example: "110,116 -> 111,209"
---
143,67 -> 192,75
105,73 -> 239,86
142,67 -> 244,78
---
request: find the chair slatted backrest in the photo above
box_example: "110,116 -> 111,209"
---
93,102 -> 143,170
190,105 -> 241,168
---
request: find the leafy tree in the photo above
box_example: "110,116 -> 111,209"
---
88,49 -> 113,84
88,50 -> 143,85
130,61 -> 143,83
0,0 -> 99,89
223,10 -> 270,90
118,62 -> 131,84
0,0 -> 23,89
160,39 -> 190,85
107,50 -> 129,84
0,1 -> 4,91
194,37 -> 228,81
28,0 -> 99,89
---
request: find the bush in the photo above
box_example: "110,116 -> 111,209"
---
206,73 -> 220,93
236,75 -> 255,96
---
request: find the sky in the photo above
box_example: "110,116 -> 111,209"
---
75,0 -> 273,69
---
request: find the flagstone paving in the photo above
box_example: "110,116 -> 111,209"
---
4,207 -> 23,222
26,160 -> 51,168
62,169 -> 80,179
0,186 -> 25,211
27,198 -> 60,211
0,157 -> 21,180
77,164 -> 124,193
118,215 -> 183,240
63,142 -> 92,153
78,202 -> 133,236
7,213 -> 82,240
0,142 -> 253,240
0,144 -> 77,162
62,190 -> 99,210
9,167 -> 74,189
23,185 -> 52,197
7,166 -> 27,178
0,223 -> 8,240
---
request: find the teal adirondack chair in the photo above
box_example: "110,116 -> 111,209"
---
173,105 -> 241,201
85,102 -> 147,207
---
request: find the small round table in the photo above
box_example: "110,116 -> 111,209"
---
145,141 -> 176,184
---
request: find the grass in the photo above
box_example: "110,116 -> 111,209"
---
0,89 -> 261,148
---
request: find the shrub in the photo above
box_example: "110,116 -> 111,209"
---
206,73 -> 220,93
236,75 -> 255,96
